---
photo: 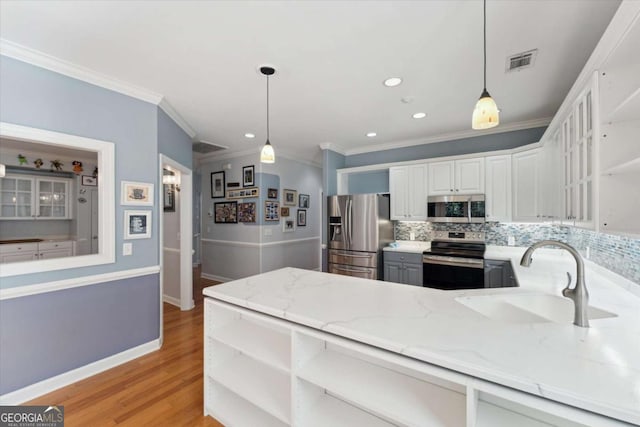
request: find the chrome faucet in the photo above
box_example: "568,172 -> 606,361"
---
520,240 -> 589,327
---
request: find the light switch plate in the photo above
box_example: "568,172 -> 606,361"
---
123,242 -> 133,256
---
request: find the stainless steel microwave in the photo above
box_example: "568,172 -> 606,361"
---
427,194 -> 486,223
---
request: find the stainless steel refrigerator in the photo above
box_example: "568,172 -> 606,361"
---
327,194 -> 393,280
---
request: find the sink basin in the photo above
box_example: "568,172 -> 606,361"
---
455,294 -> 617,324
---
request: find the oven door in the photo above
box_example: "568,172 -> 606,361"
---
423,255 -> 484,290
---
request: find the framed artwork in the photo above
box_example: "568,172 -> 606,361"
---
299,193 -> 310,209
281,207 -> 290,217
211,171 -> 225,198
124,210 -> 151,239
297,209 -> 307,227
238,202 -> 256,223
227,182 -> 240,188
227,187 -> 259,199
267,188 -> 278,199
121,181 -> 154,206
81,175 -> 97,186
283,189 -> 297,206
163,183 -> 175,212
264,201 -> 280,221
243,165 -> 255,187
214,201 -> 238,223
283,218 -> 296,233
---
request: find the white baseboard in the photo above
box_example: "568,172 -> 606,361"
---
162,294 -> 181,307
0,339 -> 161,405
201,272 -> 231,283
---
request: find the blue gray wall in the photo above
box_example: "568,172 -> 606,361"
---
348,170 -> 389,194
0,56 -> 166,395
157,107 -> 193,169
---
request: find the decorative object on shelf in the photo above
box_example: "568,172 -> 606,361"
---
299,193 -> 310,208
267,188 -> 278,199
471,0 -> 499,130
18,154 -> 27,165
281,207 -> 290,217
264,200 -> 280,221
72,161 -> 83,175
33,158 -> 43,169
297,209 -> 307,226
238,202 -> 256,223
242,165 -> 255,187
121,181 -> 154,206
211,171 -> 226,198
283,218 -> 295,233
124,210 -> 152,240
92,166 -> 98,178
283,189 -> 297,206
227,181 -> 240,188
50,159 -> 63,171
259,66 -> 276,164
227,187 -> 259,199
81,175 -> 97,186
214,201 -> 238,223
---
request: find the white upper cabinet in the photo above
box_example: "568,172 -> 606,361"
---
389,164 -> 427,220
485,155 -> 512,222
512,149 -> 541,222
428,158 -> 484,195
0,174 -> 72,220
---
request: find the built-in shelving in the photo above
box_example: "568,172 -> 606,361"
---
303,392 -> 395,427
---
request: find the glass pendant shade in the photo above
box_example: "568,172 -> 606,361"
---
472,89 -> 500,130
260,140 -> 275,164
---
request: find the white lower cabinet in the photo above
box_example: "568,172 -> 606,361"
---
204,298 -> 626,427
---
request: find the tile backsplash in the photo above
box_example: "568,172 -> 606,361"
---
395,221 -> 640,286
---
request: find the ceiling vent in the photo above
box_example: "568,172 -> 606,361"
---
192,140 -> 228,154
506,49 -> 538,72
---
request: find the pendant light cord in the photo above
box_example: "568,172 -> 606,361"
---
266,74 -> 270,140
483,0 -> 487,90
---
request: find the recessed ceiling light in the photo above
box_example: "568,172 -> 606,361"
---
412,112 -> 427,119
383,77 -> 402,87
244,133 -> 255,138
366,132 -> 377,137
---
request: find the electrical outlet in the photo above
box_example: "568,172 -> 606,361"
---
507,236 -> 515,246
123,242 -> 132,256
409,232 -> 415,241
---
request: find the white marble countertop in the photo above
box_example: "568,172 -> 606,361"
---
382,240 -> 431,253
203,245 -> 640,425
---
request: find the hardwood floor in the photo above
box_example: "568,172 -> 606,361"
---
26,270 -> 224,426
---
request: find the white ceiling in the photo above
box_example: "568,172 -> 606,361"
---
0,1 -> 621,163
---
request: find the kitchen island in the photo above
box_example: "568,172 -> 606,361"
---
203,246 -> 640,426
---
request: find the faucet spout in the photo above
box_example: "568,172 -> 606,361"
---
519,240 -> 589,327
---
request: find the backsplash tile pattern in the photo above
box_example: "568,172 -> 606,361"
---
395,221 -> 640,286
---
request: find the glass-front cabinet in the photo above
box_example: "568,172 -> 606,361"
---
0,174 -> 72,220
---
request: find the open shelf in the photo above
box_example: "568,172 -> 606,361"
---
208,353 -> 290,424
476,401 -> 558,427
296,349 -> 466,427
304,392 -> 396,427
209,317 -> 290,373
601,156 -> 640,175
205,378 -> 288,427
600,63 -> 640,124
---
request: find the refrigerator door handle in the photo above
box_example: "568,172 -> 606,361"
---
347,199 -> 353,248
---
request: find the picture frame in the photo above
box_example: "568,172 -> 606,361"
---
299,193 -> 310,209
267,188 -> 278,199
280,207 -> 290,217
211,171 -> 226,198
227,187 -> 259,199
297,209 -> 307,227
283,219 -> 296,233
243,165 -> 255,187
227,182 -> 240,188
283,189 -> 297,206
214,201 -> 238,223
121,181 -> 154,206
238,202 -> 256,223
264,201 -> 280,221
124,210 -> 152,239
81,175 -> 97,187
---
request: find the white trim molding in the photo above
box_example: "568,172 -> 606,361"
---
201,236 -> 321,248
158,98 -> 196,138
0,339 -> 160,405
163,294 -> 181,307
201,272 -> 232,283
319,142 -> 347,156
0,266 -> 161,300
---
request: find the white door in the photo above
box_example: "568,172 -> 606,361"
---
407,164 -> 427,220
389,166 -> 408,220
428,161 -> 455,195
485,155 -> 512,222
455,158 -> 484,194
513,149 -> 540,222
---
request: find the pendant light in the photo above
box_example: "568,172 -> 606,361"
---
472,0 -> 499,130
260,66 -> 276,164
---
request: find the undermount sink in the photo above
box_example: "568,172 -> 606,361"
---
455,294 -> 617,324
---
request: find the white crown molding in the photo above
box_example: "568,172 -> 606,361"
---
0,39 -> 163,105
319,142 -> 347,156
158,97 -> 197,138
197,145 -> 321,168
343,117 -> 552,156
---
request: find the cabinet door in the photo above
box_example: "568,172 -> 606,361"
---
407,164 -> 427,220
37,178 -> 71,219
485,155 -> 512,222
403,262 -> 423,286
455,158 -> 485,194
384,261 -> 403,283
38,248 -> 73,260
428,161 -> 455,195
0,176 -> 35,219
0,252 -> 38,263
512,149 -> 540,222
389,167 -> 408,220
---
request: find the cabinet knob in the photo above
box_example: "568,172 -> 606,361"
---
455,189 -> 459,192
450,189 -> 453,192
